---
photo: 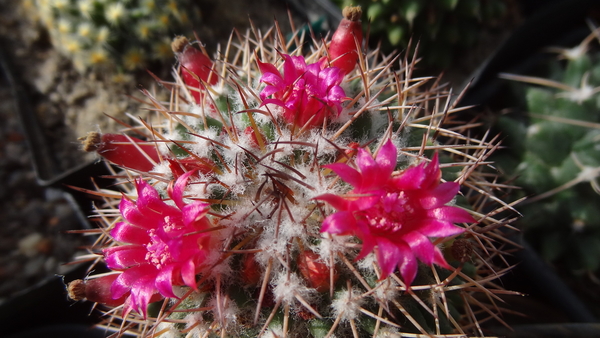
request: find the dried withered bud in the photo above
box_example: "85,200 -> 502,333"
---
67,279 -> 87,301
451,238 -> 474,263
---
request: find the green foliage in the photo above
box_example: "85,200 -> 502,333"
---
334,0 -> 510,67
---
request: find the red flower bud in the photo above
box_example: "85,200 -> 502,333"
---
243,126 -> 260,149
168,156 -> 217,178
67,274 -> 164,308
321,6 -> 363,75
82,132 -> 160,172
172,36 -> 217,104
241,253 -> 262,286
67,275 -> 127,307
297,250 -> 337,293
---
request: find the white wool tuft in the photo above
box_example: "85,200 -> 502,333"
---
154,322 -> 177,338
260,324 -> 284,338
184,312 -> 210,338
331,287 -> 364,322
208,293 -> 239,328
373,278 -> 398,303
317,234 -> 351,265
357,251 -> 378,272
374,327 -> 401,338
272,271 -> 312,305
188,127 -> 220,159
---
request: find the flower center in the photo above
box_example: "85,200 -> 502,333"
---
145,229 -> 171,269
144,216 -> 183,269
365,191 -> 414,234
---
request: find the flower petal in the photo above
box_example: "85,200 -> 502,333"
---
260,85 -> 281,100
111,265 -> 155,299
257,58 -> 280,76
355,148 -> 377,186
135,178 -> 179,218
323,163 -> 362,188
419,182 -> 460,209
402,231 -> 435,265
181,259 -> 198,290
260,73 -> 284,88
155,265 -> 177,298
375,140 -> 397,178
104,245 -> 147,270
110,221 -> 149,245
320,211 -> 356,235
417,219 -> 465,237
314,193 -> 350,211
397,243 -> 418,286
375,237 -> 402,278
169,170 -> 196,209
392,164 -> 425,190
350,192 -> 381,211
181,201 -> 210,228
120,197 -> 155,229
427,206 -> 475,223
422,153 -> 441,189
433,245 -> 452,270
130,275 -> 158,318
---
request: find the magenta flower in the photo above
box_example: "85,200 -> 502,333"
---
103,171 -> 214,316
316,140 -> 474,285
258,54 -> 346,128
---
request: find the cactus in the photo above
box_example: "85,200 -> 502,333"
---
334,0 -> 510,67
497,28 -> 600,274
68,7 -> 518,337
28,0 -> 200,73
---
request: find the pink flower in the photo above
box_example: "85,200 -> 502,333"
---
103,171 -> 214,316
316,140 -> 474,284
258,54 -> 346,128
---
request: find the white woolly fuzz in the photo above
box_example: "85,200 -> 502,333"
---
373,278 -> 398,303
317,234 -> 351,266
357,251 -> 378,273
260,324 -> 284,338
272,271 -> 312,305
184,312 -> 203,329
208,293 -> 239,328
276,211 -> 308,244
208,255 -> 233,281
155,322 -> 178,338
188,127 -> 220,159
255,224 -> 287,267
374,327 -> 401,338
188,104 -> 219,125
157,129 -> 181,155
331,287 -> 364,322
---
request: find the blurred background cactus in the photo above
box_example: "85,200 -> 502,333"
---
25,0 -> 202,73
495,28 -> 600,276
333,0 -> 515,68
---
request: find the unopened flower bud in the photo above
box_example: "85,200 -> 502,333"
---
297,250 -> 337,293
67,274 -> 128,307
81,132 -> 159,172
172,36 -> 217,104
241,253 -> 262,286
